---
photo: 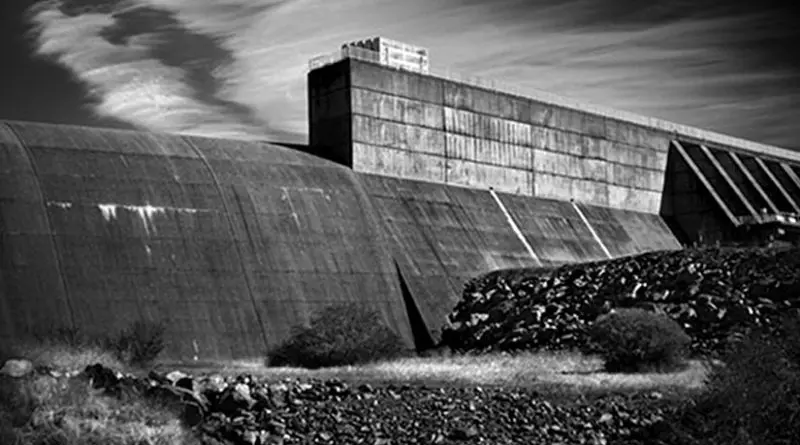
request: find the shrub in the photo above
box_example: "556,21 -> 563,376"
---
267,303 -> 410,369
104,320 -> 167,368
656,314 -> 800,445
587,308 -> 691,373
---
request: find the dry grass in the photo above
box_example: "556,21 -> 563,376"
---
170,350 -> 710,398
1,345 -> 196,445
13,342 -> 127,372
1,343 -> 712,445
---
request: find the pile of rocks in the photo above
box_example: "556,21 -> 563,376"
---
442,246 -> 800,356
3,361 -> 678,445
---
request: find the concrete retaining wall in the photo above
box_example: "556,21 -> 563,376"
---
334,59 -> 670,213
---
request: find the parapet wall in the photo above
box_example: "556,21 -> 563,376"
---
311,59 -> 670,214
309,55 -> 800,218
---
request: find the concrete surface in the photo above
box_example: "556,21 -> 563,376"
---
0,119 -> 689,360
0,120 -> 415,361
315,58 -> 800,223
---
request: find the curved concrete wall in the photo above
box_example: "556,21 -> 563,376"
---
0,120 -> 681,360
0,121 -> 414,361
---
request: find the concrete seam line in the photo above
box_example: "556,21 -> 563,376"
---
571,201 -> 613,259
488,188 -> 542,266
7,124 -> 77,330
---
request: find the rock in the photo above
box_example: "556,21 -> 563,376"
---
68,363 -> 680,445
445,246 -> 800,356
450,425 -> 480,440
84,363 -> 120,388
217,383 -> 255,415
0,359 -> 33,378
165,370 -> 189,384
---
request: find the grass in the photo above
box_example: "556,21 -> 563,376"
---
1,343 -> 198,445
165,350 -> 711,400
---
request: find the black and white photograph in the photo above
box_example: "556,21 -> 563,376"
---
1,1 -> 798,444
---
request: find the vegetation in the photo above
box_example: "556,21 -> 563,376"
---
1,286 -> 798,445
266,302 -> 411,369
663,314 -> 800,445
0,319 -> 188,445
0,363 -> 196,445
102,320 -> 167,369
587,308 -> 692,373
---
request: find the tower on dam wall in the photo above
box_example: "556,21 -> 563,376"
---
307,38 -> 800,247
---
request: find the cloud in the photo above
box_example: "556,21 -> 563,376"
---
27,0 -> 798,148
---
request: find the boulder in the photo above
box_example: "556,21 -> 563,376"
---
0,359 -> 33,378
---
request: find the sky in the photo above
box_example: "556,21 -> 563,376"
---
0,0 -> 797,148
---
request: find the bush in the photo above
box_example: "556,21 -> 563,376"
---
32,326 -> 92,349
104,320 -> 167,368
267,303 -> 410,369
655,314 -> 800,445
587,308 -> 691,373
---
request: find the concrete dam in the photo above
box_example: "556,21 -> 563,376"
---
2,37 -> 800,362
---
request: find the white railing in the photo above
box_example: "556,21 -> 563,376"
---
739,212 -> 800,226
307,46 -> 800,164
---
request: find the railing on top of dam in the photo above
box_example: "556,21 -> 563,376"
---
308,46 -> 800,164
739,212 -> 800,227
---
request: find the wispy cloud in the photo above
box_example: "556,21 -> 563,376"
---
27,0 -> 798,147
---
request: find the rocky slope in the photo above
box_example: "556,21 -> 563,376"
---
442,246 -> 800,356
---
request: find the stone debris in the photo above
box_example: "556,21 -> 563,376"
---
16,363 -> 673,445
0,358 -> 34,378
442,247 -> 800,356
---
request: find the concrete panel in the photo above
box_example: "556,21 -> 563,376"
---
533,149 -> 608,182
350,59 -> 444,104
307,58 -> 351,95
541,105 -> 613,139
447,159 -> 532,196
362,175 -> 536,344
309,114 -> 352,166
605,118 -> 670,151
443,108 -> 532,146
578,204 -> 682,256
534,172 -> 574,202
537,106 -> 606,139
531,126 -> 590,157
498,193 -> 608,264
0,123 -> 73,346
352,115 -> 446,156
606,143 -> 666,170
351,88 -> 444,129
582,135 -> 611,160
533,149 -> 574,177
445,134 -> 531,169
353,143 -> 445,183
309,88 -> 350,122
608,184 -> 662,213
540,105 -> 584,132
607,163 -> 664,191
572,178 -> 609,206
583,158 -> 609,182
442,81 -> 532,123
533,172 -> 609,207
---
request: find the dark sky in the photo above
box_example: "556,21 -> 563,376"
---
0,0 -> 134,130
1,0 -> 798,148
